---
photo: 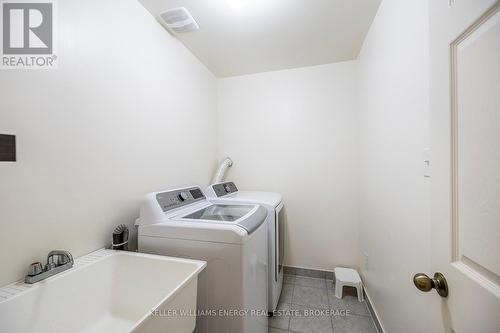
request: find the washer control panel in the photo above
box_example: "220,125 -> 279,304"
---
211,182 -> 238,197
156,187 -> 205,212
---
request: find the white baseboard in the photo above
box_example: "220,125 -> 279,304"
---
363,286 -> 386,333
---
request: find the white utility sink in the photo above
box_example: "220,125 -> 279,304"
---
0,249 -> 206,333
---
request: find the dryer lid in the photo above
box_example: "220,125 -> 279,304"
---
206,182 -> 282,207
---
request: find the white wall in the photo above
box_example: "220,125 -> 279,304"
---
0,0 -> 217,286
217,62 -> 359,271
357,0 -> 433,332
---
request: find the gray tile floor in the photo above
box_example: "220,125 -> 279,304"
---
269,275 -> 378,333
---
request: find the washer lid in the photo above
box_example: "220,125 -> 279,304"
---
178,204 -> 267,234
139,203 -> 268,243
182,204 -> 252,222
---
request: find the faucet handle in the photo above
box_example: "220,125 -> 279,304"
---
28,262 -> 43,276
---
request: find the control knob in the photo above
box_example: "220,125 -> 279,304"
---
178,191 -> 189,201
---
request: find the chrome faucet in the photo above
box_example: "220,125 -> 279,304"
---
25,250 -> 74,284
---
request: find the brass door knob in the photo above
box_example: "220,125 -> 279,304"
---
413,272 -> 449,297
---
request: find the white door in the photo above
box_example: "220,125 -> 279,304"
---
427,0 -> 500,332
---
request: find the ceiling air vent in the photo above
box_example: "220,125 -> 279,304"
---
158,7 -> 199,33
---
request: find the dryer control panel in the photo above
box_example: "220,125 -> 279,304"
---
211,182 -> 238,197
156,187 -> 206,212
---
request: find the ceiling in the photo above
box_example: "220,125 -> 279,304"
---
139,0 -> 381,77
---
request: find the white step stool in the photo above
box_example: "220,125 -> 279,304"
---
334,267 -> 364,302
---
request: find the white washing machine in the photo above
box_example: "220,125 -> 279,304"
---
204,182 -> 285,314
136,186 -> 268,333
